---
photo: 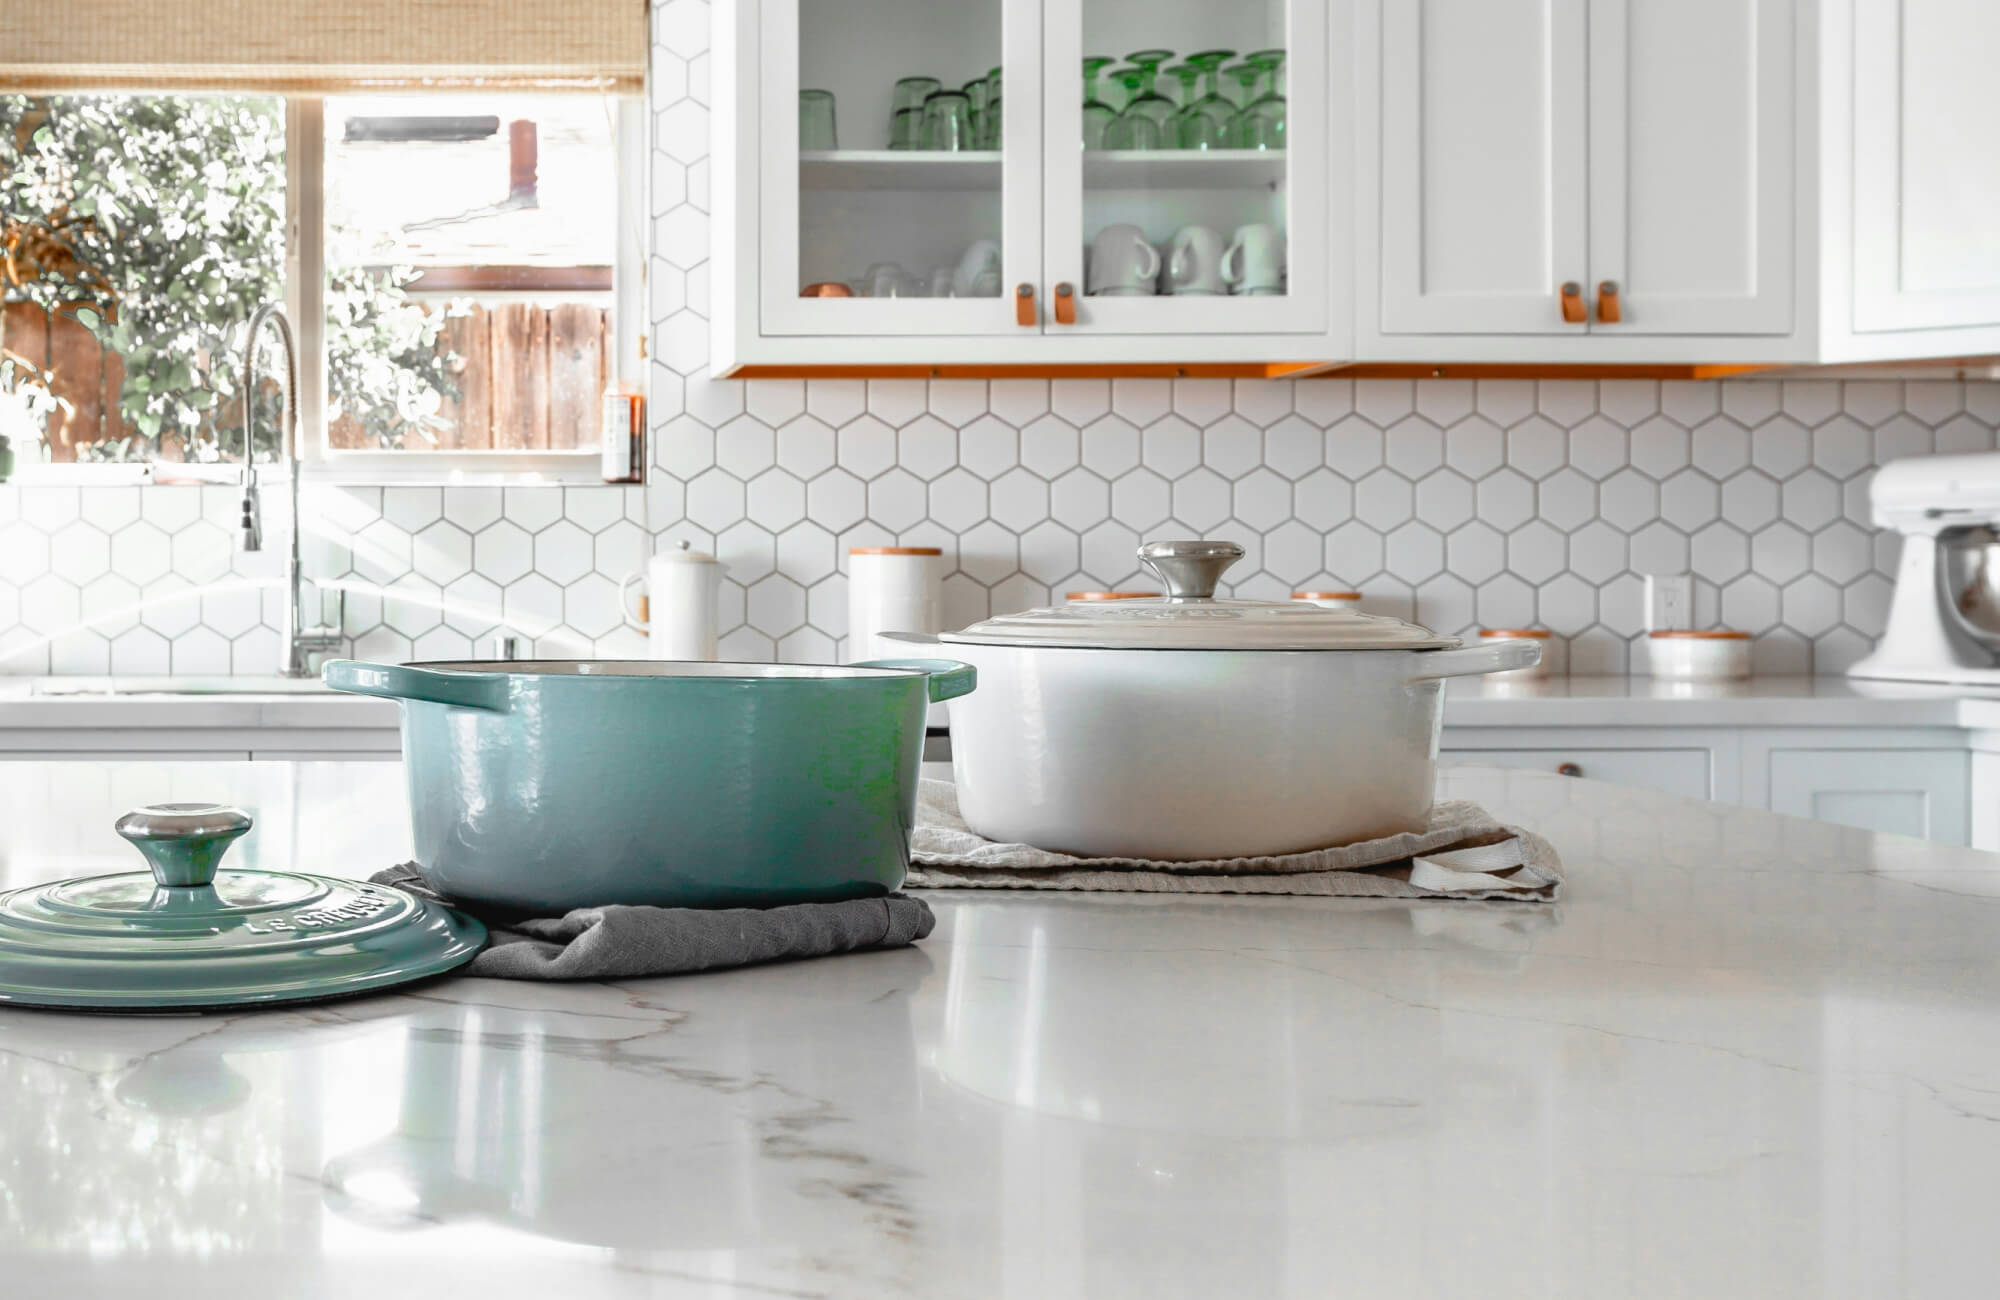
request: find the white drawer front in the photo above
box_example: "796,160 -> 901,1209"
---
1445,747 -> 1712,801
1767,749 -> 1968,845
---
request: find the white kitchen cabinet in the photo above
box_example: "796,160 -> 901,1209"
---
1766,749 -> 1969,845
1370,0 -> 1795,349
1848,0 -> 2000,335
1446,745 -> 1713,800
715,0 -> 1348,372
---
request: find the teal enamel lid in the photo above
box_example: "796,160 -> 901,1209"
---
0,803 -> 486,1011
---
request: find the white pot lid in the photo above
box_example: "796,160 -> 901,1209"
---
939,540 -> 1461,651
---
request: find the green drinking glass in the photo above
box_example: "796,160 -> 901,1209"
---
1234,49 -> 1286,151
1107,62 -> 1177,151
964,77 -> 989,143
1172,49 -> 1236,150
799,88 -> 837,151
1082,55 -> 1118,150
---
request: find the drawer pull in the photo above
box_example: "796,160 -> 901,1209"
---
1053,281 -> 1077,325
1015,283 -> 1036,327
1557,762 -> 1583,778
1596,280 -> 1622,323
1559,282 -> 1587,323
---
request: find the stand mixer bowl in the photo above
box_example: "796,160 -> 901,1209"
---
1938,525 -> 2000,648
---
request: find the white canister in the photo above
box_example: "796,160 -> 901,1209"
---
620,540 -> 725,660
1477,628 -> 1553,682
1644,629 -> 1752,680
847,548 -> 942,663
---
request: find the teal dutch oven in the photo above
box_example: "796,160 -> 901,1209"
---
322,658 -> 974,914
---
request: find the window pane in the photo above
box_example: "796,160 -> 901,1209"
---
323,94 -> 619,453
0,93 -> 286,465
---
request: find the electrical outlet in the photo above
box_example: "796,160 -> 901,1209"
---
1645,573 -> 1693,632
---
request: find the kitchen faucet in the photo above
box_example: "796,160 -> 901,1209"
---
239,304 -> 344,676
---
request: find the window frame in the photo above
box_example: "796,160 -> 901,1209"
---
8,92 -> 647,487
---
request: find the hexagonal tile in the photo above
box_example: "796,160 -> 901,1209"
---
1813,521 -> 1871,584
379,487 -> 441,536
1506,521 -> 1566,584
1201,414 -> 1263,480
775,414 -> 837,480
1353,468 -> 1414,531
1628,415 -> 1692,480
1658,470 -> 1719,531
1845,572 -> 1894,635
1690,522 -> 1750,582
746,574 -> 806,637
685,468 -> 746,532
959,414 -> 1020,479
987,468 -> 1050,532
594,520 -> 649,579
1232,468 -> 1291,532
1567,415 -> 1629,480
1475,469 -> 1535,532
1354,379 -> 1415,426
1443,416 -> 1505,479
1163,469 -> 1221,531
1294,468 -> 1354,528
1293,379 -> 1353,425
1165,377 -> 1228,427
833,414 -> 896,481
1254,414 -> 1318,480
0,521 -> 50,584
1446,521 -> 1506,585
1476,573 -> 1536,628
1781,573 -> 1842,636
1415,572 -> 1476,636
1049,379 -> 1109,426
865,379 -> 927,429
1567,520 -> 1628,584
1232,378 -> 1294,428
1537,572 -> 1596,631
1383,416 -> 1445,479
1719,472 -> 1779,531
382,575 -> 444,638
1326,521 -> 1384,582
1628,521 -> 1689,574
1326,416 -> 1386,478
1933,413 -> 1993,455
804,378 -> 867,428
1659,380 -> 1720,428
531,519 -> 593,585
1751,522 -> 1811,582
1109,377 -> 1171,425
716,520 -> 777,583
1538,468 -> 1596,531
1535,381 -> 1597,428
1746,415 -> 1810,480
989,379 -> 1050,428
1386,521 -> 1445,581
957,521 -> 1018,586
746,468 -> 807,532
79,573 -> 139,636
1413,470 -> 1474,532
806,469 -> 866,532
1598,574 -> 1648,637
713,414 -> 775,480
1690,416 -> 1751,477
1018,522 -> 1079,585
1718,383 -> 1780,428
1139,414 -> 1202,479
776,521 -> 838,585
1780,469 -> 1839,532
171,524 -> 233,585
21,574 -> 80,634
108,624 -> 169,674
1262,520 -> 1321,582
1080,520 -> 1142,583
1721,573 -> 1780,630
1473,380 -> 1535,427
1505,415 -> 1566,479
49,520 -> 109,585
1904,380 -> 1963,426
442,573 -> 504,636
929,468 -> 987,526
1014,415 -> 1078,480
1874,414 -> 1932,462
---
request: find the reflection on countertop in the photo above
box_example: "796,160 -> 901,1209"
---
1,759 -> 1999,1293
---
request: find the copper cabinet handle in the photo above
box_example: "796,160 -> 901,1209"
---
1557,762 -> 1583,778
1053,281 -> 1077,325
1596,281 -> 1622,323
1015,283 -> 1036,327
1559,282 -> 1587,323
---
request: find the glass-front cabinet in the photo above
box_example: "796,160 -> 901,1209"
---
718,0 -> 1344,371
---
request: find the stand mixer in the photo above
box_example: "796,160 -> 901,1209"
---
1849,452 -> 2000,684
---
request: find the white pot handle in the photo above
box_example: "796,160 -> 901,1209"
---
1407,639 -> 1540,682
618,571 -> 648,631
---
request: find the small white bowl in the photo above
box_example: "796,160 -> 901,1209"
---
1644,629 -> 1752,680
1477,628 -> 1552,681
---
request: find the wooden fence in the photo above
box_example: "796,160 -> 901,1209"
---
2,300 -> 606,458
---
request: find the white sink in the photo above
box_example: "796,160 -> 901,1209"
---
29,676 -> 335,697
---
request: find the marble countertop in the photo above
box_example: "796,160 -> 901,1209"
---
3,758 -> 1999,1295
8,673 -> 2000,734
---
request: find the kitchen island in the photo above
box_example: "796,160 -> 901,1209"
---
3,759 -> 1999,1296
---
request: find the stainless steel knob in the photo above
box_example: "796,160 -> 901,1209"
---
115,803 -> 253,888
1557,762 -> 1583,778
1136,540 -> 1245,602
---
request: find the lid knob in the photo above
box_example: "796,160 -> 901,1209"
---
1136,540 -> 1244,602
114,803 -> 253,889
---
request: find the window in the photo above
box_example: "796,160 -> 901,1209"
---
0,90 -> 643,483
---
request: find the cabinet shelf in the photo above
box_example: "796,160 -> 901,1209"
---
800,151 -> 1001,191
1083,150 -> 1285,191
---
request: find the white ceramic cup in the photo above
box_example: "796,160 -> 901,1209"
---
1086,224 -> 1161,296
951,240 -> 1002,298
1165,226 -> 1227,296
619,541 -> 725,661
1223,224 -> 1286,295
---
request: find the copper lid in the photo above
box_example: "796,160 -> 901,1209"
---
849,547 -> 942,556
1648,628 -> 1751,640
801,282 -> 854,298
1479,627 -> 1552,638
1066,591 -> 1162,601
1292,591 -> 1361,600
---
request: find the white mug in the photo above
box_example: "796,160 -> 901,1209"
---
1166,225 -> 1227,296
952,240 -> 1002,298
1223,224 -> 1286,295
619,541 -> 725,661
1086,223 -> 1160,296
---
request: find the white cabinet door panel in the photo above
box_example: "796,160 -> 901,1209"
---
1587,0 -> 1793,335
1767,749 -> 1968,845
1379,0 -> 1588,335
1852,0 -> 2000,332
1446,747 -> 1712,801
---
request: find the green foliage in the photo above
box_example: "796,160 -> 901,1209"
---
0,94 -> 459,459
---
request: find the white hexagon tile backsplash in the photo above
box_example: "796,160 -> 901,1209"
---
0,0 -> 1995,676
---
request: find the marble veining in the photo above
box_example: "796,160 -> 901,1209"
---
2,760 -> 2000,1294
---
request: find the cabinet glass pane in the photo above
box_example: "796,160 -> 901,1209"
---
794,3 -> 1004,302
1078,0 -> 1289,302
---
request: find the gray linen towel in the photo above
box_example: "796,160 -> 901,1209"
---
909,779 -> 1562,901
371,863 -> 935,980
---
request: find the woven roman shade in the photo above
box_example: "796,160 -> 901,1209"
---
0,0 -> 646,92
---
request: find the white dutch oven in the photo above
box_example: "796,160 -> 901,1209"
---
887,540 -> 1539,860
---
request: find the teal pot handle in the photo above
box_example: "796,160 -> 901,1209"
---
322,660 -> 510,712
853,658 -> 978,703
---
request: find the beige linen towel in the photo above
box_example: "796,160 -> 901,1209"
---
909,779 -> 1562,901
